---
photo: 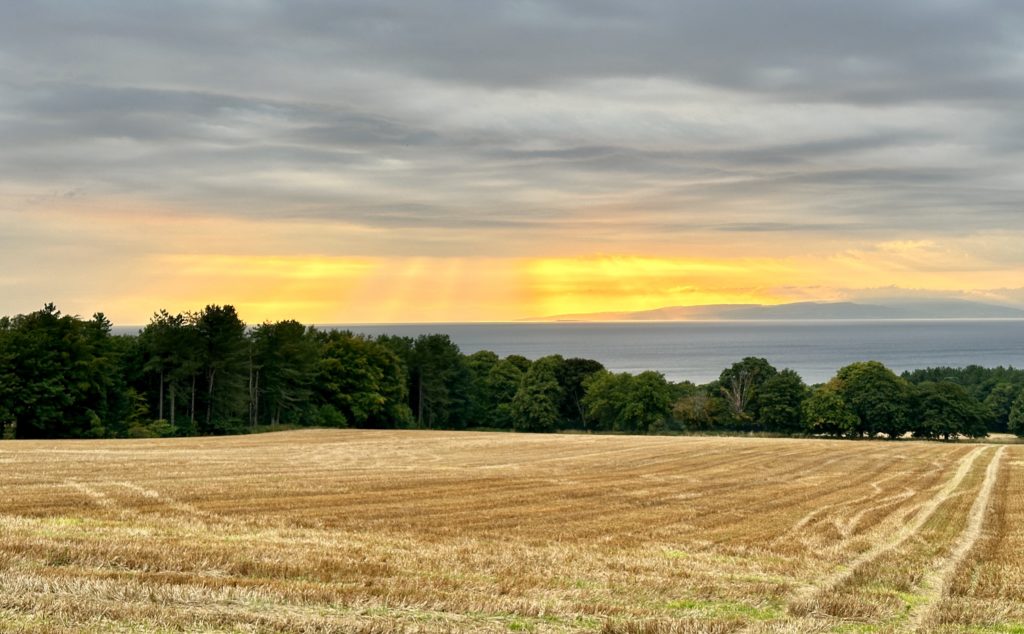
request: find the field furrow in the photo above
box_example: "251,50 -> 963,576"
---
903,446 -> 1005,632
0,430 -> 1017,633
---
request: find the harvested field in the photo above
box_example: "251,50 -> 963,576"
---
0,429 -> 1018,633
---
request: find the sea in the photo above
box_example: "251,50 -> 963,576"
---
338,320 -> 1024,385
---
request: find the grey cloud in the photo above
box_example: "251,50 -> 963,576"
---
267,0 -> 1024,105
1,1 -> 1024,255
487,132 -> 943,174
709,222 -> 847,233
5,82 -> 437,150
294,122 -> 442,148
5,2 -> 1024,103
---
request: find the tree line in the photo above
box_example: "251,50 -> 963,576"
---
1,304 -> 1023,440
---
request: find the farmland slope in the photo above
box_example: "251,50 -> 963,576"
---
0,430 -> 1018,632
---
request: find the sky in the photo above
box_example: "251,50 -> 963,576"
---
2,0 -> 1024,324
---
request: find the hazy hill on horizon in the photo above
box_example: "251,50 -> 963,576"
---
527,299 -> 1024,322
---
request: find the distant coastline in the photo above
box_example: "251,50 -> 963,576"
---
523,300 -> 1024,322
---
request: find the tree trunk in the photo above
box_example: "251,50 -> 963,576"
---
248,348 -> 254,427
417,372 -> 424,428
722,371 -> 754,420
574,394 -> 588,432
253,369 -> 260,428
205,370 -> 215,430
190,375 -> 196,429
158,369 -> 164,421
169,381 -> 176,434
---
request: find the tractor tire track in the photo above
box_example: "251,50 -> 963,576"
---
788,445 -> 990,613
902,445 -> 1005,632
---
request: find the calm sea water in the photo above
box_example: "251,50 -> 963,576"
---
339,320 -> 1024,384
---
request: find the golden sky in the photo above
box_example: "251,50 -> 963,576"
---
5,201 -> 1024,324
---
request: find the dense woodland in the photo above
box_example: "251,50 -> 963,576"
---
1,304 -> 1023,441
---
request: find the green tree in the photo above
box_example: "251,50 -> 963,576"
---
505,355 -> 532,374
174,314 -> 205,435
556,358 -> 605,430
833,361 -> 911,438
251,320 -> 318,426
1009,389 -> 1024,436
392,334 -> 471,429
510,356 -> 563,432
139,310 -> 195,431
315,332 -> 412,428
0,305 -> 126,438
631,371 -> 675,434
672,385 -> 723,431
902,365 -> 1024,433
195,305 -> 249,433
912,381 -> 988,440
718,357 -> 778,427
583,370 -> 673,434
464,350 -> 500,426
802,384 -> 858,437
582,371 -> 632,432
0,317 -> 11,438
983,382 -> 1019,433
756,369 -> 808,433
483,358 -> 524,429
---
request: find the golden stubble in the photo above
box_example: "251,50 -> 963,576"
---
0,430 -> 1018,632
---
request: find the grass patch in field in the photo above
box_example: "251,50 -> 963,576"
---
860,582 -> 928,611
48,516 -> 86,527
501,613 -> 602,631
0,611 -> 181,634
830,624 -> 880,633
569,577 -> 598,590
892,589 -> 929,611
664,598 -> 783,620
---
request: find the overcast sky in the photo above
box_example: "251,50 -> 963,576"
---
2,1 -> 1024,322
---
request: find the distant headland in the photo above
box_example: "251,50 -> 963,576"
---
526,300 -> 1024,322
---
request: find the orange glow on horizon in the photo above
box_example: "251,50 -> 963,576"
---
7,201 -> 1024,324
16,249 -> 1024,326
524,255 -> 792,317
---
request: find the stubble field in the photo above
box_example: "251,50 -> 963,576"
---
0,429 -> 1020,633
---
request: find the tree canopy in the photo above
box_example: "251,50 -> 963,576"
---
0,304 -> 1012,441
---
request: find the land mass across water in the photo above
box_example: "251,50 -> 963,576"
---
526,299 -> 1024,322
